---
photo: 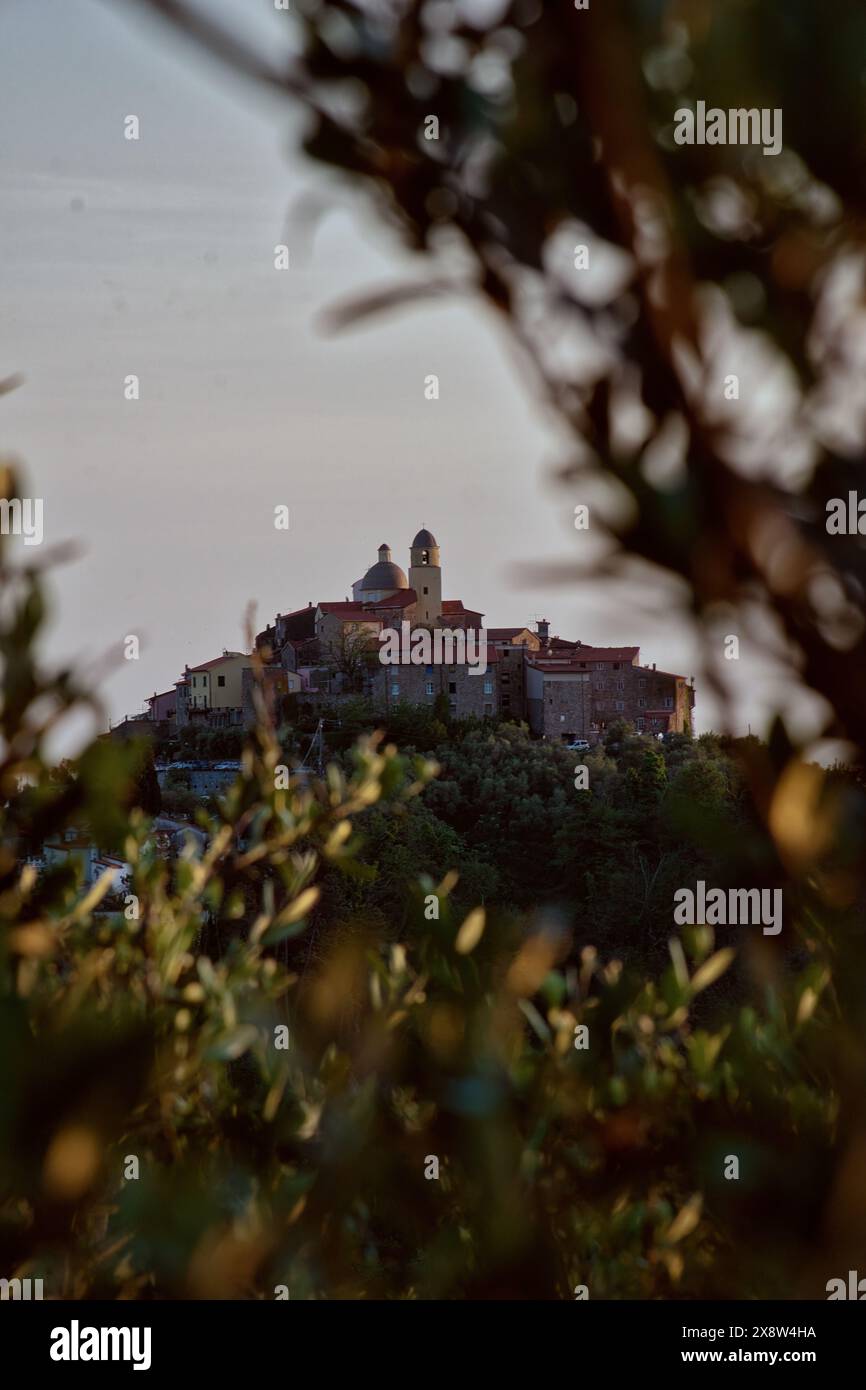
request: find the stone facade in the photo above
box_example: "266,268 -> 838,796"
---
488,629 -> 541,723
368,651 -> 500,720
527,646 -> 694,741
526,667 -> 592,740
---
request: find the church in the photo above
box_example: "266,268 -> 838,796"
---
252,528 -> 500,723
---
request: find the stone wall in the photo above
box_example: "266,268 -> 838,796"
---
368,659 -> 498,718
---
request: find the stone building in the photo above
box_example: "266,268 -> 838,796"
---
487,627 -> 541,722
526,644 -> 694,742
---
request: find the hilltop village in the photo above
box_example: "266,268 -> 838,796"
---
117,526 -> 696,749
31,528 -> 696,891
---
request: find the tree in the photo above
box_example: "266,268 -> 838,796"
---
132,745 -> 162,817
328,623 -> 378,694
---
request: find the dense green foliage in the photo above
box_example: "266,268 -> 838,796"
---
0,496 -> 859,1299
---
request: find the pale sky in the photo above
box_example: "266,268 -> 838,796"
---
0,0 -> 834,750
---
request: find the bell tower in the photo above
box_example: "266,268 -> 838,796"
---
409,527 -> 441,627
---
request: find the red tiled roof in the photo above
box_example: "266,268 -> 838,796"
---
635,665 -> 687,681
189,651 -> 247,672
372,590 -> 417,609
441,600 -> 484,616
532,645 -> 639,665
318,603 -> 382,621
279,605 -> 316,621
486,627 -> 527,641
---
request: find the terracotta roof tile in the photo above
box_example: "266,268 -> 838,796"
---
372,590 -> 417,609
318,603 -> 382,621
189,652 -> 247,672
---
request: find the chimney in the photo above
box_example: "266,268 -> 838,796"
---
652,662 -> 656,670
536,617 -> 550,649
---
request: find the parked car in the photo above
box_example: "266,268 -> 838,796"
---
566,739 -> 591,752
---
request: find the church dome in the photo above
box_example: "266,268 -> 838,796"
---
360,559 -> 408,591
358,543 -> 408,593
412,527 -> 438,548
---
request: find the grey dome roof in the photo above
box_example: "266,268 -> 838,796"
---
412,528 -> 438,548
360,559 -> 408,591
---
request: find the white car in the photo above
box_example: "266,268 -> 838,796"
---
566,739 -> 591,752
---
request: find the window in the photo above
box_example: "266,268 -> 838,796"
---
425,682 -> 434,696
483,703 -> 492,715
423,586 -> 428,595
217,675 -> 226,687
391,683 -> 400,697
665,696 -> 673,708
638,698 -> 646,708
425,664 -> 433,675
579,661 -> 586,668
636,717 -> 645,730
639,679 -> 646,689
483,680 -> 493,694
449,681 -> 457,694
616,680 -> 624,691
596,662 -> 604,670
615,701 -> 625,711
501,674 -> 510,685
613,663 -> 621,670
595,682 -> 604,691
